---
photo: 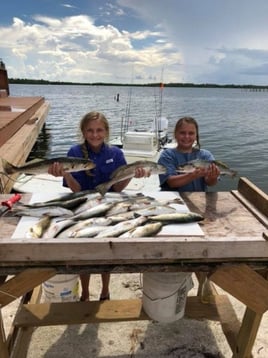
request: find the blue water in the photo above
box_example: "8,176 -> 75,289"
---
10,84 -> 268,194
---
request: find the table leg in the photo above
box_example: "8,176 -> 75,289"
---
233,307 -> 262,358
0,309 -> 9,358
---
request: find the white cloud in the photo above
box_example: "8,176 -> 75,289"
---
2,1 -> 268,84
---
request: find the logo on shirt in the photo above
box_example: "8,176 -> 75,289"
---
106,158 -> 114,164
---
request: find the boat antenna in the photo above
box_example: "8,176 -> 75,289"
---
154,67 -> 164,149
121,68 -> 134,143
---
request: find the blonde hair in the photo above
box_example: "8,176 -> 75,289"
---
79,111 -> 110,142
174,116 -> 200,149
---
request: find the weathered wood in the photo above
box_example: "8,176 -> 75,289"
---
0,185 -> 267,358
210,264 -> 268,313
0,268 -> 56,307
0,309 -> 9,358
236,177 -> 268,217
7,286 -> 42,358
212,294 -> 242,355
0,101 -> 49,193
0,97 -> 44,147
234,308 -> 262,358
14,296 -> 228,328
1,239 -> 268,267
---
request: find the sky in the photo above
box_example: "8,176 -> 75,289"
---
1,0 -> 268,85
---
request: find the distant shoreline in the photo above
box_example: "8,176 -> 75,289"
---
9,78 -> 268,90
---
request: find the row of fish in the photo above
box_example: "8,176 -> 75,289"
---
8,190 -> 204,239
1,156 -> 237,188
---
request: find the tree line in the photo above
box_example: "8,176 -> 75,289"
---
8,78 -> 268,89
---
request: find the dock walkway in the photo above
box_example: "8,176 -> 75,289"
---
0,94 -> 49,193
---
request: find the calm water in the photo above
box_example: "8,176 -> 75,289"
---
10,84 -> 268,194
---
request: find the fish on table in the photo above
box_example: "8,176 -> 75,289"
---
148,212 -> 204,223
119,222 -> 163,238
69,201 -> 116,221
94,216 -> 148,238
43,218 -> 76,238
10,205 -> 74,218
13,189 -> 204,239
96,160 -> 167,196
133,205 -> 177,217
0,157 -> 96,178
25,215 -> 52,238
69,225 -> 111,238
56,217 -> 113,238
177,159 -> 237,178
21,196 -> 88,210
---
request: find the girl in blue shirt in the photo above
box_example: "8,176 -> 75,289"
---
158,117 -> 220,192
49,111 -> 146,302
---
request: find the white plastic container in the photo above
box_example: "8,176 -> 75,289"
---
142,272 -> 193,323
42,274 -> 79,303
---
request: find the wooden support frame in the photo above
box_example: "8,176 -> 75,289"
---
0,178 -> 267,357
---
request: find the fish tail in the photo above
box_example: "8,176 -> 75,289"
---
1,158 -> 17,175
231,170 -> 237,178
96,182 -> 111,196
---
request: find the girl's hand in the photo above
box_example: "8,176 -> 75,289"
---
205,163 -> 220,180
48,162 -> 65,177
192,167 -> 207,179
134,167 -> 150,178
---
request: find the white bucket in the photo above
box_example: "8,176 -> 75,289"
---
42,274 -> 80,303
142,272 -> 193,323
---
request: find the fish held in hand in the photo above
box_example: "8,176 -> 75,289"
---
96,161 -> 167,195
1,157 -> 95,176
177,159 -> 237,178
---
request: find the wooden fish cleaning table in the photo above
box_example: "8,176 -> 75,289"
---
0,177 -> 267,358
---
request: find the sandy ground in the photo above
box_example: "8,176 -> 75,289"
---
3,273 -> 268,358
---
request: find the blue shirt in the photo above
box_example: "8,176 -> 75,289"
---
63,143 -> 127,191
158,148 -> 215,192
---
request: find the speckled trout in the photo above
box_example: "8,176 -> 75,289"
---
177,159 -> 237,178
96,161 -> 167,196
1,157 -> 95,176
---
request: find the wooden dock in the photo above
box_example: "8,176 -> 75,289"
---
0,66 -> 49,193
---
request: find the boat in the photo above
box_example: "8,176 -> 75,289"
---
0,60 -> 50,193
110,82 -> 171,163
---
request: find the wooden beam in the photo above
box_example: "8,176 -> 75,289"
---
234,307 -> 262,358
0,101 -> 49,193
0,309 -> 9,358
236,177 -> 268,217
0,268 -> 56,307
14,296 -> 229,328
0,239 -> 268,266
7,286 -> 42,358
210,264 -> 268,314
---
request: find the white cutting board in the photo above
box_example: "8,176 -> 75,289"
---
12,191 -> 204,239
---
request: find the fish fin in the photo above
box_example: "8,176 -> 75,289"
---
214,160 -> 230,169
110,164 -> 128,179
96,182 -> 110,196
231,170 -> 238,178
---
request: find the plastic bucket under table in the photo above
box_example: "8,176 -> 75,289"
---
42,274 -> 79,303
142,272 -> 193,323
